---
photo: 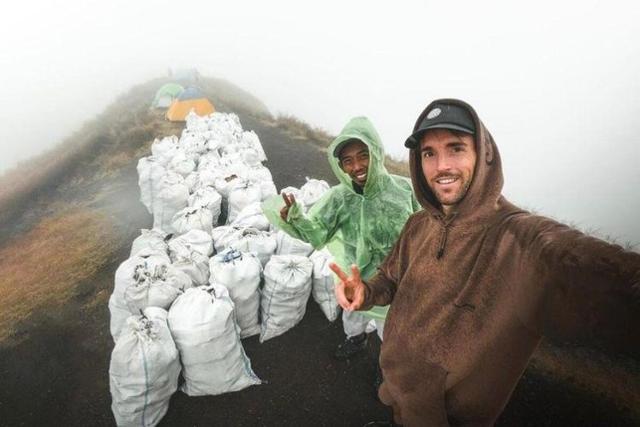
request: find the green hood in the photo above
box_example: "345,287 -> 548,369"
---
327,116 -> 389,196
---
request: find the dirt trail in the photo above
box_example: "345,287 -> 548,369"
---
0,113 -> 636,426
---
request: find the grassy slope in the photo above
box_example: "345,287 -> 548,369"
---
0,75 -> 637,421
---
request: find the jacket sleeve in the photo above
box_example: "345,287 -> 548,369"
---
261,189 -> 342,249
510,214 -> 640,343
361,215 -> 417,309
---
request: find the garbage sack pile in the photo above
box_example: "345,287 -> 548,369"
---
109,110 -> 335,426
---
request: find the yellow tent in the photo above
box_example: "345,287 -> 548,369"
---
166,87 -> 215,121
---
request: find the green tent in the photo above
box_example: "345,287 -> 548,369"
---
152,83 -> 184,109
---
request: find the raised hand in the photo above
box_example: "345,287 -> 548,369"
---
280,193 -> 296,221
330,262 -> 365,311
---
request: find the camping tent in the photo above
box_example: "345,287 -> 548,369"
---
152,83 -> 184,109
166,87 -> 215,121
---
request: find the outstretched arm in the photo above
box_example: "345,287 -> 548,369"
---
262,190 -> 341,249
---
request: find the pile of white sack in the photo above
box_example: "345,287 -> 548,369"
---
109,110 -> 339,426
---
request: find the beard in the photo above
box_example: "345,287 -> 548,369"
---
431,175 -> 472,207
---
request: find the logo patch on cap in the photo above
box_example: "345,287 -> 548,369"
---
426,108 -> 441,119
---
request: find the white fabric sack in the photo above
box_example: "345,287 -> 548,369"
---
124,264 -> 192,314
197,151 -> 222,172
130,229 -> 168,258
183,171 -> 200,194
260,255 -> 313,342
167,150 -> 196,177
239,148 -> 262,167
113,249 -> 171,300
309,249 -> 340,322
110,307 -> 180,427
152,172 -> 189,233
194,169 -> 222,191
205,136 -> 222,153
167,284 -> 261,396
258,180 -> 277,202
151,136 -> 179,166
108,296 -> 133,344
168,239 -> 211,287
244,165 -> 273,183
171,206 -> 214,235
111,249 -> 172,341
209,249 -> 262,338
186,110 -> 208,132
188,186 -> 222,223
213,174 -> 242,199
275,230 -> 314,257
180,132 -> 208,159
241,130 -> 267,162
232,228 -> 277,267
137,157 -> 166,214
211,225 -> 244,253
227,182 -> 262,223
230,202 -> 270,231
169,229 -> 213,257
299,178 -> 330,208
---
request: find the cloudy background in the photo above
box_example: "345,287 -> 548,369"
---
1,0 -> 639,243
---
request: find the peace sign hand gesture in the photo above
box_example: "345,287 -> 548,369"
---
280,193 -> 296,221
330,262 -> 366,311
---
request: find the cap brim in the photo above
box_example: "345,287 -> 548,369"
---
332,140 -> 349,157
404,124 -> 474,148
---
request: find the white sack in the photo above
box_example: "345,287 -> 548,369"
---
168,284 -> 261,396
151,136 -> 179,166
275,230 -> 314,257
110,249 -> 172,341
241,130 -> 267,162
309,249 -> 340,322
152,172 -> 189,234
171,206 -> 214,235
260,255 -> 313,342
168,239 -> 210,287
130,229 -> 168,258
232,228 -> 277,267
109,307 -> 180,427
213,174 -> 242,199
169,229 -> 213,257
227,182 -> 262,223
299,178 -> 330,208
188,186 -> 222,223
124,264 -> 192,314
137,157 -> 166,214
209,249 -> 262,338
230,202 -> 270,231
211,225 -> 244,253
167,150 -> 196,177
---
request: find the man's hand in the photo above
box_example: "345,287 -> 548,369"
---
330,262 -> 365,311
280,193 -> 296,221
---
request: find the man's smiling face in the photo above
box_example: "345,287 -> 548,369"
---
338,140 -> 370,187
419,128 -> 476,213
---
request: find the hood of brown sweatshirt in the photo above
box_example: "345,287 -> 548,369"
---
409,98 -> 507,224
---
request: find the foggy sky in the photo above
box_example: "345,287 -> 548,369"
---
1,0 -> 639,244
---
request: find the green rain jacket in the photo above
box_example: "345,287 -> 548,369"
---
262,116 -> 420,320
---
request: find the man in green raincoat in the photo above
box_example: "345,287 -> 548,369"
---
262,116 -> 419,368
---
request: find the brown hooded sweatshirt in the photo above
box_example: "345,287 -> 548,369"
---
362,99 -> 640,426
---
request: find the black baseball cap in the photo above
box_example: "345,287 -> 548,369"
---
404,103 -> 475,148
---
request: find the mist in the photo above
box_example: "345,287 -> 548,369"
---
1,0 -> 639,243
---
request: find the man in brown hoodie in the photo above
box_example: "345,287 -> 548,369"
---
331,99 -> 640,426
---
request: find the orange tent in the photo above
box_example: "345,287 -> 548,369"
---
166,87 -> 215,121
